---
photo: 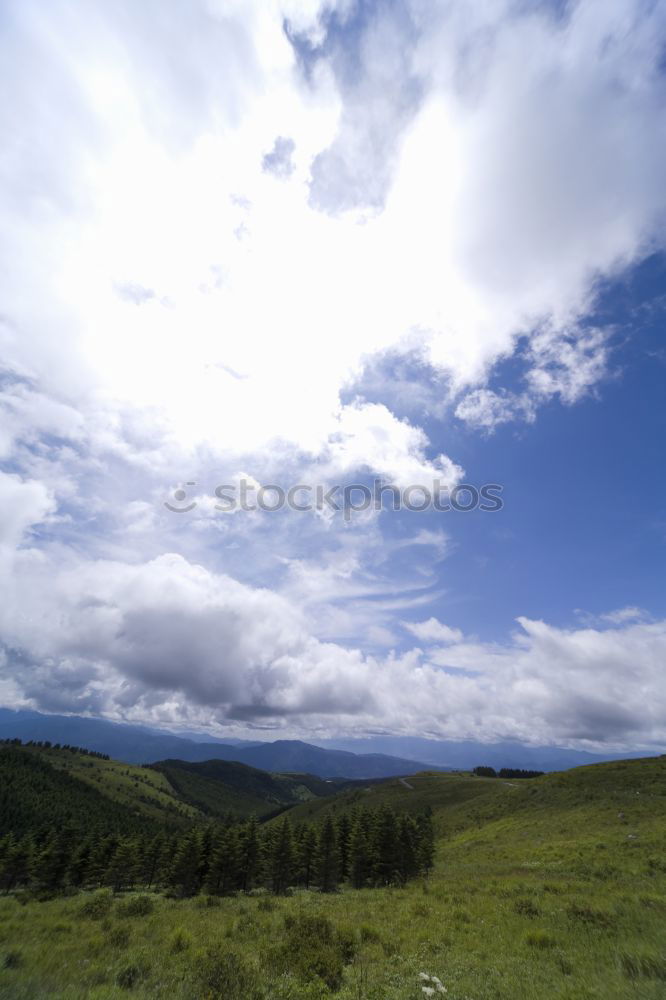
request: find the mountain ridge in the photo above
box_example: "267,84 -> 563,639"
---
1,707 -> 661,778
0,709 -> 439,778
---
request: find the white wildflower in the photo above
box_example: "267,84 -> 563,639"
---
422,988 -> 435,997
419,973 -> 431,981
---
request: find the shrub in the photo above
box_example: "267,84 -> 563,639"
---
265,914 -> 357,991
566,903 -> 615,929
195,894 -> 222,909
336,926 -> 357,964
170,927 -> 194,953
116,961 -> 149,989
116,895 -> 155,918
592,863 -> 618,880
52,922 -> 73,935
12,890 -> 30,907
108,924 -> 131,949
79,889 -> 114,920
515,898 -> 541,918
525,930 -> 556,949
196,947 -> 263,1000
235,912 -> 257,934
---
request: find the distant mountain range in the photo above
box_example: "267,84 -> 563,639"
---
0,708 -> 660,777
0,709 -> 438,778
316,735 -> 661,772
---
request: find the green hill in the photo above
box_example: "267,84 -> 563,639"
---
1,753 -> 666,998
436,755 -> 666,881
0,746 -> 185,838
0,742 -> 339,835
149,759 -> 336,819
278,753 -> 666,836
269,769 -> 507,826
0,744 -> 203,835
280,754 -> 666,875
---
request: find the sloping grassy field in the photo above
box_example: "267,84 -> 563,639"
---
151,760 -> 334,820
273,771 -> 507,828
37,750 -> 202,826
2,747 -> 336,831
0,747 -> 199,838
1,755 -> 665,999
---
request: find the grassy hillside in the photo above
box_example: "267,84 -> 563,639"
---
150,759 -> 335,819
0,745 -> 202,834
0,747 -> 182,838
0,744 -> 337,834
272,770 -> 506,826
38,747 -> 203,825
436,755 -> 666,880
1,755 -> 666,998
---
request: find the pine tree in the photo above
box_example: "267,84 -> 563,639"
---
315,815 -> 340,893
266,818 -> 294,895
85,835 -> 118,888
348,816 -> 370,889
295,824 -> 318,889
197,824 -> 216,890
206,825 -> 241,896
396,815 -> 418,885
237,816 -> 261,892
68,839 -> 93,888
0,834 -> 11,865
0,835 -> 33,892
374,808 -> 399,886
415,810 -> 435,876
140,834 -> 166,890
169,831 -> 202,897
103,839 -> 139,892
31,828 -> 73,892
336,813 -> 352,881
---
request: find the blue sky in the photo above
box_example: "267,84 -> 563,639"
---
408,252 -> 666,642
1,0 -> 666,750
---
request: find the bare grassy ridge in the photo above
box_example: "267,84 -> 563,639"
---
1,756 -> 666,999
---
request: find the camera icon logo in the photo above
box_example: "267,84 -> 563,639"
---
164,482 -> 197,513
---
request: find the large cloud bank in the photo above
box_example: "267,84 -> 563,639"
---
1,0 -> 665,746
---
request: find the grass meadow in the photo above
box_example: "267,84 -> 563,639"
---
1,758 -> 665,999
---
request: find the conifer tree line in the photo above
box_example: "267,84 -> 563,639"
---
472,766 -> 544,779
0,738 -> 110,760
0,807 -> 434,897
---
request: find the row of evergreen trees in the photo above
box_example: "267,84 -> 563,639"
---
472,766 -> 544,779
0,738 -> 110,760
0,807 -> 434,897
